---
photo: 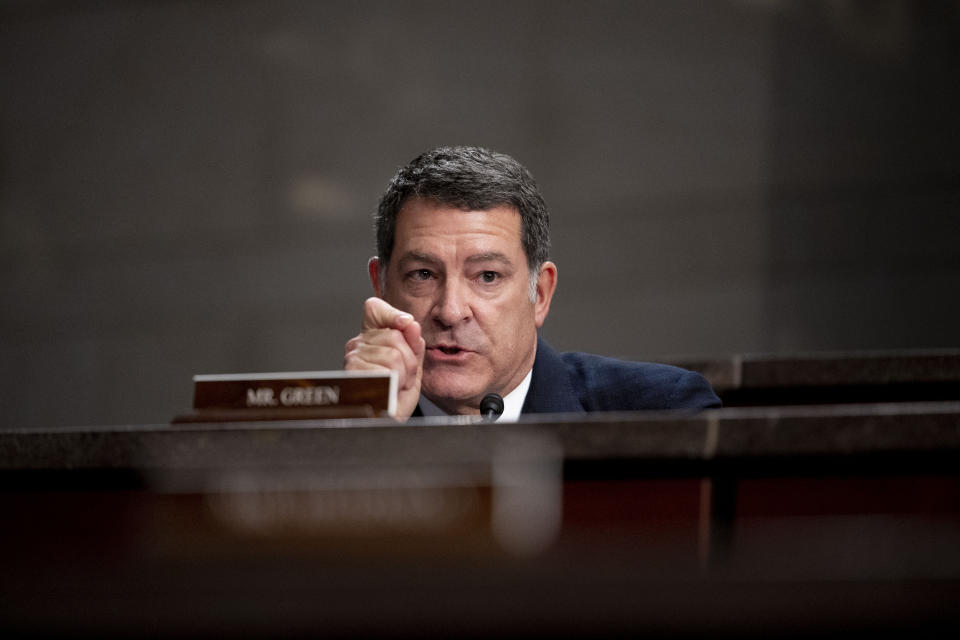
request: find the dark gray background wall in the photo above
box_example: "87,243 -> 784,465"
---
2,0 -> 958,428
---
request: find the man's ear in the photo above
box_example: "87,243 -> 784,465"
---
534,261 -> 558,328
368,256 -> 383,297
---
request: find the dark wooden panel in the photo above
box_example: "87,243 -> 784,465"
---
669,350 -> 960,406
3,406 -> 960,637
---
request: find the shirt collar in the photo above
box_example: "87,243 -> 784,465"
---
417,368 -> 533,423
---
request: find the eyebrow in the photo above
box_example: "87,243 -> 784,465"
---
395,251 -> 443,268
395,251 -> 515,267
464,252 -> 514,266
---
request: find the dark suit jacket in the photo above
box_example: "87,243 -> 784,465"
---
521,337 -> 720,414
415,337 -> 720,416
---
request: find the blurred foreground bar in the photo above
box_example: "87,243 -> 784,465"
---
2,400 -> 960,637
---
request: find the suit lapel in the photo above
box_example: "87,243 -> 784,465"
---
521,337 -> 584,414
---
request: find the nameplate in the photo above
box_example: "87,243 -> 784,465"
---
172,370 -> 397,423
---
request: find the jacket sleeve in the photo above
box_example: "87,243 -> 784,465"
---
667,370 -> 722,409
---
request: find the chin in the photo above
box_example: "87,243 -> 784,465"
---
422,377 -> 485,409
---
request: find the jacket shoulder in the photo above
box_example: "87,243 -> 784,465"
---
558,351 -> 721,411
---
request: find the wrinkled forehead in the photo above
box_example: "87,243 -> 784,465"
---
397,198 -> 521,237
389,200 -> 524,265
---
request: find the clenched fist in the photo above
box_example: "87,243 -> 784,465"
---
344,297 -> 425,420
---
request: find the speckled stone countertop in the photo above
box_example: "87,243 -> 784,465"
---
2,402 -> 958,472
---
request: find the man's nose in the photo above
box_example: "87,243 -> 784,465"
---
432,278 -> 471,327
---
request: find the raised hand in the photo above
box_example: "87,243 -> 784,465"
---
344,297 -> 425,420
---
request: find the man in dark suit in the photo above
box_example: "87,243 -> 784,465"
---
345,146 -> 719,420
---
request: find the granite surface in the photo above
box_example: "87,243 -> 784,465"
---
2,402 -> 959,473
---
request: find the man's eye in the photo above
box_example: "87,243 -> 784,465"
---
409,269 -> 433,281
479,271 -> 499,284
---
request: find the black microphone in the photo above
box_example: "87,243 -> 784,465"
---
480,393 -> 504,422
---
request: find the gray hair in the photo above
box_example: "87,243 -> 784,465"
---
375,146 -> 550,296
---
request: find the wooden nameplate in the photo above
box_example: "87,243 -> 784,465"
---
172,370 -> 397,424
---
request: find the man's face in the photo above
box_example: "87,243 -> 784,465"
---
372,197 -> 556,415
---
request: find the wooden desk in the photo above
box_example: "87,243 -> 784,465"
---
2,404 -> 959,637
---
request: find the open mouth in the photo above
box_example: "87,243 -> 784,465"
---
430,345 -> 467,356
437,346 -> 463,355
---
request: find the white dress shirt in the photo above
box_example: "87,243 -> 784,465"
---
417,369 -> 533,423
